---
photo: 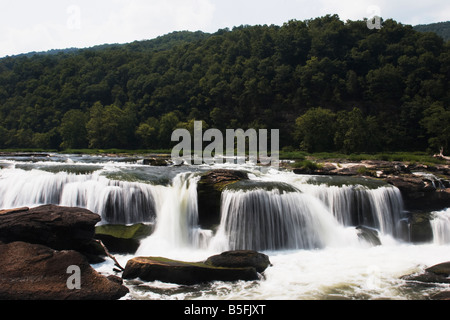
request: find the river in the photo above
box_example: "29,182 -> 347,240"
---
0,153 -> 449,300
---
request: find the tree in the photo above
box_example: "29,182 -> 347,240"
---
59,109 -> 88,149
295,107 -> 336,152
334,107 -> 368,154
421,102 -> 450,154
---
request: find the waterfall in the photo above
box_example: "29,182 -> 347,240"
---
431,208 -> 450,244
296,183 -> 405,238
136,173 -> 213,254
0,167 -> 157,225
210,188 -> 360,252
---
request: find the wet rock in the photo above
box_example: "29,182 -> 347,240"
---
0,205 -> 101,252
204,250 -> 272,273
95,223 -> 154,254
0,241 -> 129,300
122,255 -> 260,285
407,212 -> 434,243
197,170 -> 249,228
386,176 -> 450,212
356,226 -> 382,246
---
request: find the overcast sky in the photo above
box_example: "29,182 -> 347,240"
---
0,0 -> 449,57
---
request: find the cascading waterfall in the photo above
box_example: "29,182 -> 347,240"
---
0,167 -> 157,225
209,188 -> 361,252
293,183 -> 405,238
431,208 -> 450,244
136,173 -> 213,254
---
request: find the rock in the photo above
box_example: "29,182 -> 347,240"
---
197,170 -> 249,228
426,261 -> 450,276
142,158 -> 168,166
0,205 -> 101,251
431,291 -> 450,300
407,212 -> 434,243
122,256 -> 259,285
356,226 -> 382,246
0,241 -> 129,300
204,250 -> 272,273
95,223 -> 154,254
401,261 -> 450,286
386,176 -> 450,211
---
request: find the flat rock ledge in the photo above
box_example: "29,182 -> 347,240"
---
122,250 -> 271,285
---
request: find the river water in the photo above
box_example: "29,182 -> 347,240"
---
0,153 -> 449,300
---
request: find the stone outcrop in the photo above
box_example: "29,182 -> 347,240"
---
0,241 -> 129,300
122,250 -> 271,285
0,205 -> 101,251
0,205 -> 129,300
197,169 -> 249,228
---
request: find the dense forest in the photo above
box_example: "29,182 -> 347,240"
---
0,15 -> 449,155
414,21 -> 450,41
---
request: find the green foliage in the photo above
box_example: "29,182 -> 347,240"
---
0,17 -> 448,154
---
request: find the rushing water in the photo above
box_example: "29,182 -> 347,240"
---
0,153 -> 449,300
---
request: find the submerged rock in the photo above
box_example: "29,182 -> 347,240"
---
122,255 -> 260,285
0,241 -> 129,300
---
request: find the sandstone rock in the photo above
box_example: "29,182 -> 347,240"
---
0,241 -> 128,300
204,250 -> 271,273
122,255 -> 260,285
197,170 -> 249,228
0,205 -> 101,251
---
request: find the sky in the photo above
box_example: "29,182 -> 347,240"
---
0,0 -> 449,58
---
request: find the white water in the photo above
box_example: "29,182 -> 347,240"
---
431,208 -> 450,245
1,155 -> 449,300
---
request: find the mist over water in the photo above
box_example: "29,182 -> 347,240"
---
1,153 -> 449,300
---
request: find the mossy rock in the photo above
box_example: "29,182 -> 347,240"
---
122,254 -> 260,285
95,223 -> 154,254
224,180 -> 299,193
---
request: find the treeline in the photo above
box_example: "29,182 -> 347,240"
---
0,15 -> 449,154
414,21 -> 450,42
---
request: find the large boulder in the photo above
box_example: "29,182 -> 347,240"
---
0,241 -> 129,300
204,250 -> 271,273
196,170 -> 249,228
0,205 -> 101,251
122,255 -> 260,285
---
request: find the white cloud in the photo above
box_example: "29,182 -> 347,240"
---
0,0 -> 448,57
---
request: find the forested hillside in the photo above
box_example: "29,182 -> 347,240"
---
414,21 -> 450,41
0,15 -> 449,154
